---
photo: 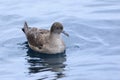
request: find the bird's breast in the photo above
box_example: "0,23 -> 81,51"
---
47,38 -> 65,53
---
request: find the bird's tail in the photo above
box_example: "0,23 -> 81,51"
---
22,21 -> 28,33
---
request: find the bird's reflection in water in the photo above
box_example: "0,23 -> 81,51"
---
25,43 -> 67,79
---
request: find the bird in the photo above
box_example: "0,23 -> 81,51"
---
22,22 -> 69,54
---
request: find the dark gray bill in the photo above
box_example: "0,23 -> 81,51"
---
62,31 -> 69,37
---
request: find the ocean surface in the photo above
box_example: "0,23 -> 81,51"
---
0,0 -> 120,80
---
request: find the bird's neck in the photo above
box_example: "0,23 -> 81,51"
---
50,33 -> 61,40
49,32 -> 64,50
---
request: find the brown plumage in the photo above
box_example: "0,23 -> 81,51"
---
22,22 -> 69,54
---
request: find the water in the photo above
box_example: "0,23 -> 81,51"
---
0,0 -> 120,80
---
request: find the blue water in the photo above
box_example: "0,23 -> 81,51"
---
0,0 -> 120,80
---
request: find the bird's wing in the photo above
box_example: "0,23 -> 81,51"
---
26,27 -> 49,49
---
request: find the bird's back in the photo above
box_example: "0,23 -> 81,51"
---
23,26 -> 50,49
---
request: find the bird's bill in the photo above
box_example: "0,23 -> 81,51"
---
62,31 -> 69,37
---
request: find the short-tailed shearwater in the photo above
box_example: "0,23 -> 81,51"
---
22,22 -> 69,54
